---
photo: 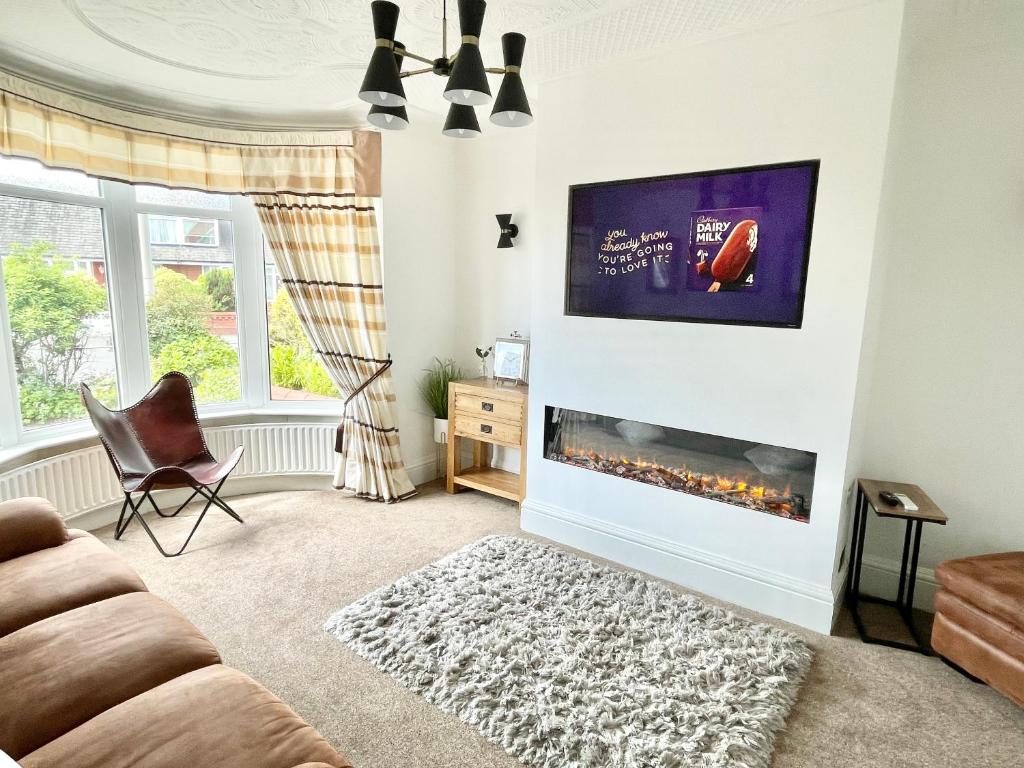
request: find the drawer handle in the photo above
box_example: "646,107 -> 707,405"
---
481,402 -> 494,412
480,424 -> 493,434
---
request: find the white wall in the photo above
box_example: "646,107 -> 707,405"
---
519,1 -> 906,632
381,112 -> 460,482
451,128 -> 538,471
453,129 -> 537,364
851,0 -> 1024,605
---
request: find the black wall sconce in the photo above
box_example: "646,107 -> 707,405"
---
496,214 -> 519,248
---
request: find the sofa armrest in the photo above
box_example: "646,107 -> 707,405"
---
0,497 -> 68,562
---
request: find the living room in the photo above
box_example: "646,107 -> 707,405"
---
0,1 -> 1021,767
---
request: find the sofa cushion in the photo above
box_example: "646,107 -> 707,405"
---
0,533 -> 147,638
0,497 -> 67,562
20,665 -> 351,768
0,591 -> 221,759
932,611 -> 1024,707
935,551 -> 1024,631
935,589 -> 1024,663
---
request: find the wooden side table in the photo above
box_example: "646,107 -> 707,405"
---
847,478 -> 948,654
445,378 -> 527,504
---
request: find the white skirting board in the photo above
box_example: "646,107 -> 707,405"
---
0,422 -> 438,530
856,554 -> 938,612
521,498 -> 838,634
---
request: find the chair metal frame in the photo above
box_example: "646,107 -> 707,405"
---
112,477 -> 243,558
82,372 -> 245,558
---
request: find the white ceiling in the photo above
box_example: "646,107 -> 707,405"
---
0,0 -> 870,129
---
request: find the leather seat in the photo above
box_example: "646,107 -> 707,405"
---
932,551 -> 1024,706
0,532 -> 147,638
1,497 -> 351,767
0,591 -> 222,759
20,665 -> 352,768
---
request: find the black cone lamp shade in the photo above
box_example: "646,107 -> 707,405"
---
442,104 -> 481,139
359,1 -> 406,107
490,33 -> 532,127
368,43 -> 410,130
444,0 -> 491,106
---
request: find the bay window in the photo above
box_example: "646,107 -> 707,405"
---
0,157 -> 342,450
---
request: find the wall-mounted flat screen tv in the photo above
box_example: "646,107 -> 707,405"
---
565,160 -> 819,328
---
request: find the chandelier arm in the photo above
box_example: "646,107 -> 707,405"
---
401,49 -> 436,66
484,67 -> 506,75
399,68 -> 435,78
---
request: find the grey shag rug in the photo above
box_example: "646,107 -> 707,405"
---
325,536 -> 812,768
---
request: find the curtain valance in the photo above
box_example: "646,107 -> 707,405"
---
0,72 -> 380,197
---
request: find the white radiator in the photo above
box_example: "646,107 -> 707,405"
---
0,423 -> 336,520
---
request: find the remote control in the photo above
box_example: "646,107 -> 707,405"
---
893,492 -> 918,511
879,491 -> 899,506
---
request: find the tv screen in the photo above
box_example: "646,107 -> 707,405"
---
565,160 -> 819,328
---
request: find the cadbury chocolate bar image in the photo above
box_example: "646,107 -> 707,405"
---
708,219 -> 758,292
688,206 -> 762,292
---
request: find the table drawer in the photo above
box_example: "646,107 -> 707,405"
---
453,414 -> 520,446
454,392 -> 522,423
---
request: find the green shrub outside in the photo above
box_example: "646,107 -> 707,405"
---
197,267 -> 236,311
146,267 -> 213,353
193,366 -> 241,403
153,334 -> 240,403
267,291 -> 338,397
4,242 -> 111,425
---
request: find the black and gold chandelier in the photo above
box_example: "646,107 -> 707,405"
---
359,0 -> 533,138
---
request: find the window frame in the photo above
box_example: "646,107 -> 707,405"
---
0,166 -> 341,451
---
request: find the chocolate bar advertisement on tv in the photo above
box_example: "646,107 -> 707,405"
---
565,161 -> 818,327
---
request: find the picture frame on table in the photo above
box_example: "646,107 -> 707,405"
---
493,337 -> 530,384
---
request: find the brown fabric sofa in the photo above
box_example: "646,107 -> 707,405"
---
0,497 -> 351,768
931,551 -> 1024,706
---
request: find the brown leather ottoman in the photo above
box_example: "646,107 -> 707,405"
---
20,665 -> 352,768
0,532 -> 147,637
932,551 -> 1024,706
0,591 -> 221,759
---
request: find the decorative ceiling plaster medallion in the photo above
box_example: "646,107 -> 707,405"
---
69,0 -> 368,79
0,0 -> 871,127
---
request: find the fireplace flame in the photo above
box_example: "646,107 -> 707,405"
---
553,440 -> 807,521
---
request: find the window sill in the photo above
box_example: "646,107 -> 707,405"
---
0,404 -> 341,475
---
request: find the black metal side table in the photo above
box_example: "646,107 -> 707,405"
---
846,478 -> 948,654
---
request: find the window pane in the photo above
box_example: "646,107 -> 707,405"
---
0,195 -> 118,429
148,217 -> 177,245
0,156 -> 99,197
135,185 -> 230,211
140,213 -> 240,405
264,246 -> 340,402
182,218 -> 217,246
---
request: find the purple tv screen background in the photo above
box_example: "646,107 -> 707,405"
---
565,161 -> 819,328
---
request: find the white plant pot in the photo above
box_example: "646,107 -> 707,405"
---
433,417 -> 449,444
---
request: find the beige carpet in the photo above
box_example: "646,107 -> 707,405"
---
96,485 -> 1024,768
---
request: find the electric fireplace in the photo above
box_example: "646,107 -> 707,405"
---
543,406 -> 816,522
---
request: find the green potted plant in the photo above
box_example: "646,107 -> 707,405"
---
419,357 -> 464,444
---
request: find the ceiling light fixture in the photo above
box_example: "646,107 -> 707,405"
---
367,43 -> 410,130
359,0 -> 533,138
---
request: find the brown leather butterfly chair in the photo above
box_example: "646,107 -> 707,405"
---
81,371 -> 245,557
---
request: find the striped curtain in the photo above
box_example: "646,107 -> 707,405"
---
0,72 -> 417,502
254,195 -> 415,502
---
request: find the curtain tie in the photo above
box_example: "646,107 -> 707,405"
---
336,356 -> 394,453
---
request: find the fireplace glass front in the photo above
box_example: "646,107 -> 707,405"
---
543,406 -> 816,523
